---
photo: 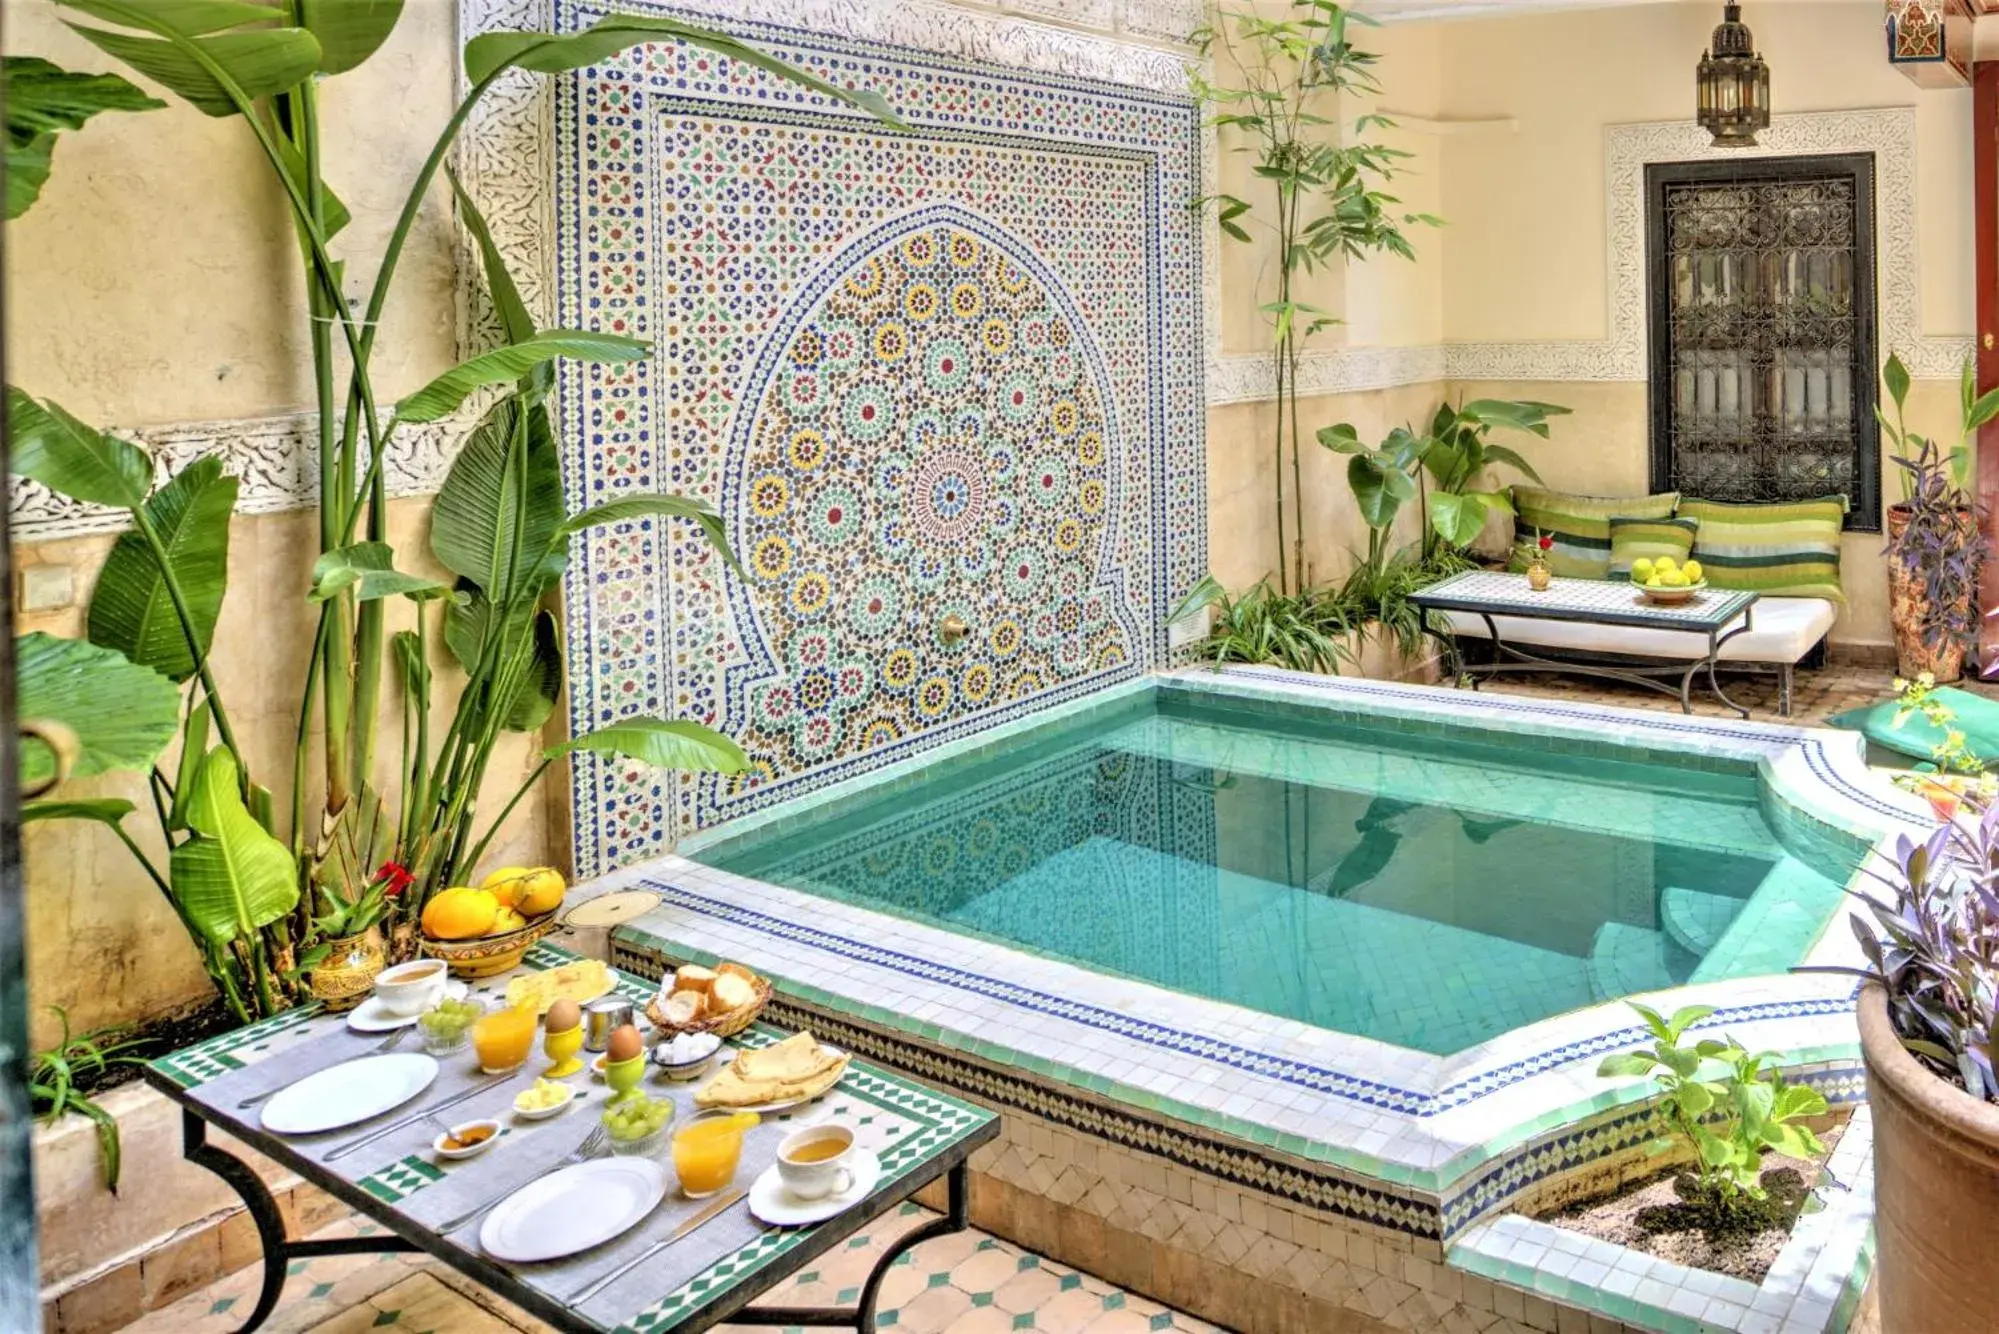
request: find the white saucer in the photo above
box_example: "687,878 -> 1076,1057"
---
747,1148 -> 882,1227
345,982 -> 467,1033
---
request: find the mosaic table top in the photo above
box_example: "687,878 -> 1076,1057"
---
1413,570 -> 1758,631
144,946 -> 997,1334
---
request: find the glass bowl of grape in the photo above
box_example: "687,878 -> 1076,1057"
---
418,995 -> 484,1056
602,1094 -> 675,1157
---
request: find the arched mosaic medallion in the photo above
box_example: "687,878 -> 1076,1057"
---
726,210 -> 1135,788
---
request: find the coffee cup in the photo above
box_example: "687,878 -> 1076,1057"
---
775,1124 -> 855,1201
372,959 -> 448,1017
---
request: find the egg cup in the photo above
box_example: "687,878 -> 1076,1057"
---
604,1053 -> 647,1105
543,1022 -> 584,1079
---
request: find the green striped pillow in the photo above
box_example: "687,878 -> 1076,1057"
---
1677,496 -> 1847,602
1609,516 -> 1698,578
1511,487 -> 1681,579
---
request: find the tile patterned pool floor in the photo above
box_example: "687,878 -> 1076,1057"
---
114,1208 -> 1224,1334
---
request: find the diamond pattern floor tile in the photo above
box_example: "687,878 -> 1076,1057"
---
115,1206 -> 1223,1334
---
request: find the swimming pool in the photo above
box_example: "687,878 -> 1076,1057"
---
690,684 -> 1855,1054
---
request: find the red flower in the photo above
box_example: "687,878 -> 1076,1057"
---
376,861 -> 413,899
1538,533 -> 1553,551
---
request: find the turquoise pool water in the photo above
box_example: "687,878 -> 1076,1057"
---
697,691 -> 1855,1053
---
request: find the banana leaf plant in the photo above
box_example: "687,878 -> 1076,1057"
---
11,0 -> 901,1012
1418,398 -> 1567,558
2,52 -> 161,219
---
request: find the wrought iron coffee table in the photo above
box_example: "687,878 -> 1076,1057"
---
1411,569 -> 1761,717
143,946 -> 998,1334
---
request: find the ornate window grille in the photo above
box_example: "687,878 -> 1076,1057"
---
1645,153 -> 1879,530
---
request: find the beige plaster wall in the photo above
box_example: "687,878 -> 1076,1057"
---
1432,0 -> 1974,346
1208,382 -> 1453,591
5,2 -> 566,1044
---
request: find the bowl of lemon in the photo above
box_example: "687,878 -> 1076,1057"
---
1629,555 -> 1708,604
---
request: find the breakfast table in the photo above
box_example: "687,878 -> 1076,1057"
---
142,944 -> 999,1334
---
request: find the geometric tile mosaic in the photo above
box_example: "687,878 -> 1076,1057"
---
545,0 -> 1205,876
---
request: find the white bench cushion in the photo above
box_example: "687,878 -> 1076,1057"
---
1440,595 -> 1836,665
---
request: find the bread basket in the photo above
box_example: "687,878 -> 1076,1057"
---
644,972 -> 772,1039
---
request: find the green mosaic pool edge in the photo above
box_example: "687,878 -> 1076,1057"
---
621,919 -> 1869,1211
679,677 -> 1157,857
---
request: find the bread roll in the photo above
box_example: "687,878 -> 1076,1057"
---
716,961 -> 757,984
710,972 -> 757,1013
663,990 -> 708,1025
671,964 -> 718,996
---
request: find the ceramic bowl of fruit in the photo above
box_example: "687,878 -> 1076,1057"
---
1629,555 -> 1708,604
603,1094 -> 675,1156
416,867 -> 568,978
417,995 -> 484,1056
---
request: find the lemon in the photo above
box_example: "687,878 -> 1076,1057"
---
481,865 -> 531,910
1683,559 -> 1703,583
489,906 -> 527,935
1630,557 -> 1655,582
421,886 -> 500,941
482,865 -> 565,917
1660,569 -> 1688,587
1646,576 -> 1664,588
1655,554 -> 1678,572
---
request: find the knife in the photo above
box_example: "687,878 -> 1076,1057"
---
323,1070 -> 514,1162
565,1187 -> 747,1305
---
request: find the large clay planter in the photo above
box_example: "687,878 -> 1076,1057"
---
1886,503 -> 1976,683
1858,983 -> 1999,1332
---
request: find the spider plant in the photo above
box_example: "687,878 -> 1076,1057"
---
30,1007 -> 150,1192
1170,576 -> 1358,673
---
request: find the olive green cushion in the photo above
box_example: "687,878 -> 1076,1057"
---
1829,686 -> 1999,766
1609,516 -> 1699,578
1677,496 -> 1847,603
1511,487 -> 1680,579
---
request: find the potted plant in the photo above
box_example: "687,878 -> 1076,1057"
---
1840,805 -> 1999,1330
1880,352 -> 1999,682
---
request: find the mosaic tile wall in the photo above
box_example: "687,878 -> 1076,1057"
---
547,0 -> 1206,875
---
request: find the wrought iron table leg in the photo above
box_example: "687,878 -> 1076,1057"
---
729,1163 -> 972,1332
181,1110 -> 416,1334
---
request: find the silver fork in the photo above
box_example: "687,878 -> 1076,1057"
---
234,1025 -> 407,1110
438,1125 -> 609,1235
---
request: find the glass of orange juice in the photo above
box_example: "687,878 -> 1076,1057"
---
470,1003 -> 537,1073
671,1110 -> 760,1198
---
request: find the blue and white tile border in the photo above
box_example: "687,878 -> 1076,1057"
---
587,669 -> 1930,1247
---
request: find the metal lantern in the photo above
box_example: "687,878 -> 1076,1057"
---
1696,3 -> 1770,148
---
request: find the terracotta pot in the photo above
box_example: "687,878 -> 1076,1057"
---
1886,503 -> 1976,683
306,928 -> 385,1012
1858,984 -> 1999,1333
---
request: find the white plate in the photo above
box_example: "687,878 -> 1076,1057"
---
479,1157 -> 667,1262
697,1046 -> 845,1112
748,1149 -> 882,1228
345,981 -> 468,1033
260,1053 -> 438,1135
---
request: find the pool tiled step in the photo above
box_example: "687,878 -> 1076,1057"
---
1659,884 -> 1746,957
1584,922 -> 1695,1004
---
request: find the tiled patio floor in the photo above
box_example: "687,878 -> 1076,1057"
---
121,1208 -> 1224,1334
